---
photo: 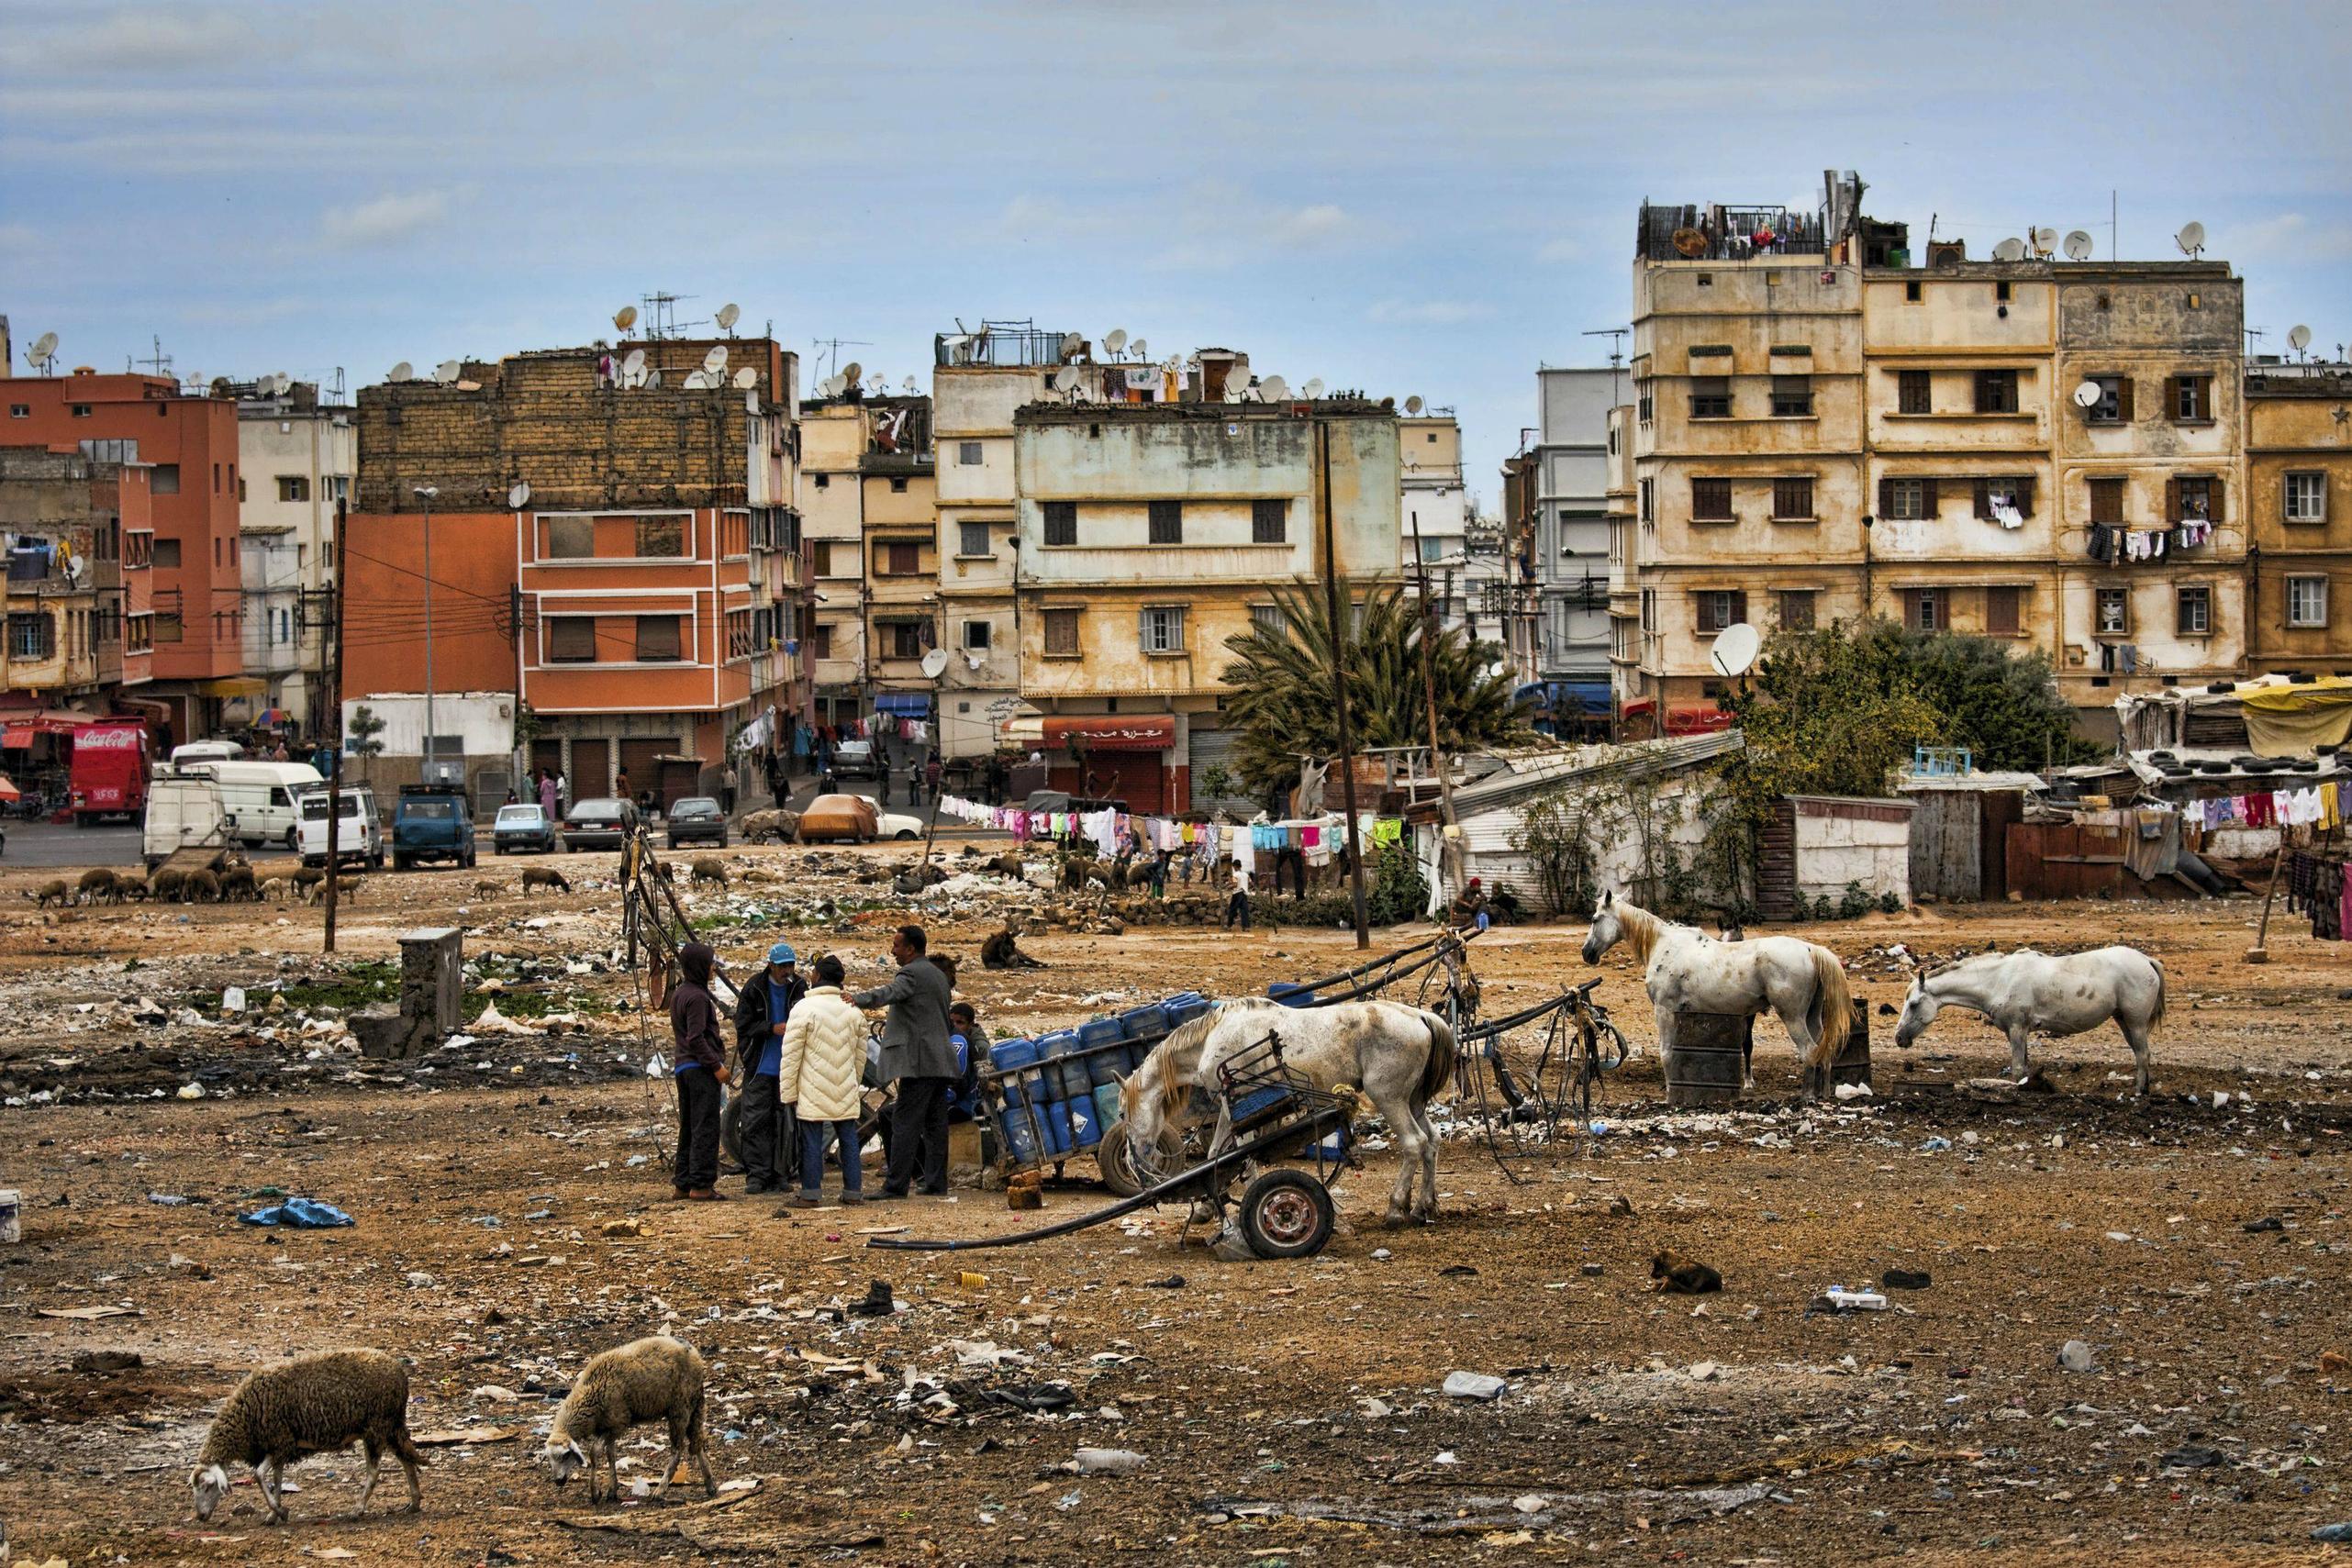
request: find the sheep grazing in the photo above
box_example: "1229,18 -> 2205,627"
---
76,867 -> 122,905
115,872 -> 151,902
218,865 -> 260,903
29,879 -> 71,909
258,877 -> 285,904
182,869 -> 221,905
541,1335 -> 713,1504
190,1349 -> 423,1525
688,857 -> 727,888
149,868 -> 188,902
473,878 -> 502,898
520,867 -> 570,895
291,866 -> 325,895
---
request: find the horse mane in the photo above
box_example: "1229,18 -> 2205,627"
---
1615,901 -> 1665,966
1150,1005 -> 1232,1099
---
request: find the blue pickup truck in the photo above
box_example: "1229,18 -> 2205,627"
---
391,784 -> 476,871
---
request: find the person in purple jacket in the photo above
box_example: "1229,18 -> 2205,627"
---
669,941 -> 731,1201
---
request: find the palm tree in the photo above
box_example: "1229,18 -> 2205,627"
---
1218,578 -> 1525,799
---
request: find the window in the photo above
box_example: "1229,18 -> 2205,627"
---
1880,477 -> 1931,520
125,532 -> 151,568
2176,584 -> 2211,636
1640,588 -> 1656,633
1042,500 -> 1077,546
6,405 -> 24,418
957,521 -> 992,558
889,477 -> 909,494
2169,374 -> 2213,422
1974,476 -> 2035,519
888,621 -> 925,660
1689,376 -> 1730,419
813,473 -> 830,489
7,613 -> 52,661
963,618 -> 992,651
1898,371 -> 1931,415
957,441 -> 983,465
71,404 -> 92,418
811,540 -> 834,576
1140,605 -> 1185,653
1996,280 -> 2012,302
634,615 -> 683,662
636,517 -> 686,558
150,463 -> 180,495
545,517 -> 594,558
2284,472 -> 2327,523
1906,588 -> 1947,632
1148,499 -> 1183,545
2087,374 -> 2130,424
1778,590 -> 1816,630
1252,498 -> 1287,543
1772,477 -> 1814,520
1043,607 -> 1081,656
1904,280 -> 1923,303
548,617 -> 596,662
1695,590 -> 1746,634
1769,375 -> 1812,417
276,475 -> 309,503
127,613 -> 152,653
2089,477 -> 2125,526
1974,370 -> 2019,414
153,538 -> 182,569
883,541 -> 921,576
1250,603 -> 1287,635
2288,576 -> 2329,628
1420,534 -> 1446,562
2095,587 -> 2130,635
1635,381 -> 1654,424
2173,476 -> 2216,523
153,611 -> 183,643
1986,584 -> 2022,636
1638,477 -> 1655,524
1690,478 -> 1733,521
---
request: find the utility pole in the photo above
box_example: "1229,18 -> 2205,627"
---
323,497 -> 346,952
1409,515 -> 1465,902
415,486 -> 439,780
1316,419 -> 1371,949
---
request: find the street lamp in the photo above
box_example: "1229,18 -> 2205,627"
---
414,485 -> 439,778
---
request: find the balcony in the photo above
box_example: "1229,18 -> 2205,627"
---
1638,203 -> 1825,262
936,321 -> 1076,369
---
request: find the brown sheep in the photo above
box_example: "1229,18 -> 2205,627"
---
520,867 -> 570,895
217,865 -> 259,903
542,1336 -> 711,1504
77,867 -> 122,905
182,869 -> 221,904
149,867 -> 187,902
29,879 -> 71,908
689,857 -> 727,888
115,873 -> 151,902
291,866 -> 325,894
190,1349 -> 422,1524
472,878 -> 502,898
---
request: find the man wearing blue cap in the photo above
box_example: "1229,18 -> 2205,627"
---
732,940 -> 807,1194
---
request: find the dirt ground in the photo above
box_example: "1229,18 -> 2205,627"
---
1,838 -> 2349,1566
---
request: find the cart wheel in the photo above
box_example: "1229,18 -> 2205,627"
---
1238,1169 -> 1334,1260
1097,1120 -> 1144,1198
720,1090 -> 745,1171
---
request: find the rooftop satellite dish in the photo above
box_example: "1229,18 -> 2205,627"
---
507,481 -> 531,509
644,370 -> 662,389
920,648 -> 951,680
2175,220 -> 2206,257
2289,324 -> 2313,352
1222,381 -> 1245,404
2063,229 -> 2094,261
682,371 -> 707,390
1301,377 -> 1325,399
28,331 -> 59,362
622,347 -> 646,376
1404,395 -> 1424,415
840,361 -> 862,386
433,360 -> 460,384
1672,228 -> 1709,258
902,376 -> 919,394
1060,331 -> 1083,358
1130,338 -> 1147,360
1992,237 -> 2026,262
1103,328 -> 1128,356
2072,379 -> 2104,409
2033,227 -> 2059,253
714,303 -> 740,331
614,305 -> 638,331
390,361 -> 414,382
732,367 -> 757,389
1260,374 -> 1290,402
703,345 -> 728,373
1710,622 -> 1761,679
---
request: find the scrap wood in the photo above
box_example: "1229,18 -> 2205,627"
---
413,1423 -> 528,1446
38,1305 -> 141,1321
554,1475 -> 766,1535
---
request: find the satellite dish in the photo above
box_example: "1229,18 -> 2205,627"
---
840,361 -> 862,386
1260,374 -> 1290,402
1992,237 -> 2026,262
2063,229 -> 2094,261
1222,381 -> 1245,404
507,481 -> 531,509
622,347 -> 646,376
732,366 -> 757,389
1404,395 -> 1424,415
28,331 -> 59,361
2289,324 -> 2313,352
920,648 -> 951,680
644,370 -> 662,388
714,303 -> 740,331
1301,377 -> 1326,399
389,361 -> 414,382
1130,338 -> 1147,360
1103,328 -> 1128,356
614,306 -> 638,331
2072,379 -> 2104,409
1053,365 -> 1079,393
1672,228 -> 1709,258
702,345 -> 728,373
434,360 -> 460,384
2032,227 -> 2058,253
1060,332 -> 1084,358
1710,622 -> 1761,679
681,371 -> 706,390
2175,220 -> 2206,257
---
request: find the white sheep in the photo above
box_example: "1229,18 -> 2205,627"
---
190,1349 -> 423,1524
541,1334 -> 714,1503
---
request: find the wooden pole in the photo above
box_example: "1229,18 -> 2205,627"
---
1407,514 -> 1464,904
322,496 -> 347,952
2245,840 -> 2285,963
1316,419 -> 1371,949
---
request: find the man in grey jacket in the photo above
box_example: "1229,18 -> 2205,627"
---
853,922 -> 957,1197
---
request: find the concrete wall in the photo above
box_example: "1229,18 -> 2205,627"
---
2246,374 -> 2352,674
1790,796 -> 1912,906
342,692 -> 515,757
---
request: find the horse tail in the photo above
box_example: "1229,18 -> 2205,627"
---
2146,955 -> 2166,1037
1418,1009 -> 1460,1104
1807,946 -> 1853,1068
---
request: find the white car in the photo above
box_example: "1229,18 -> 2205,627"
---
875,810 -> 924,841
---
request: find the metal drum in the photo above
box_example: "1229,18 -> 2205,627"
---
1664,1011 -> 1752,1106
1801,1000 -> 1872,1099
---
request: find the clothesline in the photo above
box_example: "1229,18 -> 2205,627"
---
935,795 -> 1400,870
2135,782 -> 2343,831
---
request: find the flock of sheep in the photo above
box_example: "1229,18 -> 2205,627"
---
23,862 -> 307,907
189,1336 -> 713,1524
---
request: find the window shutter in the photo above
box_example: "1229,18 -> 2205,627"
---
2017,475 -> 2036,516
2164,376 -> 2182,418
1920,478 -> 1938,514
1732,591 -> 1748,626
2165,477 -> 2178,521
2207,476 -> 2224,522
1877,477 -> 1894,517
1972,480 -> 1991,520
1137,606 -> 1151,647
2117,378 -> 2135,422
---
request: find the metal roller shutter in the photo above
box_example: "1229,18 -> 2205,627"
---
1186,728 -> 1256,815
619,739 -> 671,801
569,739 -> 609,799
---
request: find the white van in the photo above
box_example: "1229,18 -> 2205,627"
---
142,774 -> 229,868
168,740 -> 246,773
296,784 -> 385,869
208,761 -> 325,849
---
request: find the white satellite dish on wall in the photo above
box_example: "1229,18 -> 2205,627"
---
508,481 -> 531,509
1301,377 -> 1325,399
1103,328 -> 1128,356
389,361 -> 414,382
2032,227 -> 2059,255
2063,229 -> 2094,261
1260,375 -> 1290,402
1991,237 -> 2026,262
433,360 -> 460,384
840,361 -> 863,386
622,347 -> 646,377
614,305 -> 638,331
732,366 -> 756,389
714,303 -> 740,331
920,648 -> 951,680
702,345 -> 728,374
2072,379 -> 2104,409
1710,622 -> 1761,679
1404,395 -> 1424,415
2289,324 -> 2313,352
2175,220 -> 2206,258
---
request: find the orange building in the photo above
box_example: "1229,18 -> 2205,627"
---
1,371 -> 244,742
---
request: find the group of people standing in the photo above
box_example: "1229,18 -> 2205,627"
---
664,923 -> 985,1207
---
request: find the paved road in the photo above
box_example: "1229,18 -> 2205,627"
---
0,820 -> 143,869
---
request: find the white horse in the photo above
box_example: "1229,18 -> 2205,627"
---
1116,998 -> 1458,1225
1580,891 -> 1853,1092
1893,947 -> 2166,1095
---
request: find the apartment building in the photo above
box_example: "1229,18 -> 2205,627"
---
344,336 -> 801,802
1531,367 -> 1620,724
1011,395 -> 1401,812
800,398 -> 869,727
0,371 -> 242,744
236,381 -> 352,733
0,447 -> 153,706
797,393 -> 936,735
2245,360 -> 2352,676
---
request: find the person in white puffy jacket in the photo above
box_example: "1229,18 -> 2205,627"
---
776,954 -> 872,1207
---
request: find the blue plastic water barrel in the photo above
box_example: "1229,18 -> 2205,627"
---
1091,1082 -> 1123,1135
1267,982 -> 1318,1008
1032,1031 -> 1078,1102
998,1105 -> 1039,1165
1119,1003 -> 1168,1042
1068,1094 -> 1100,1150
1043,1097 -> 1075,1155
1074,1018 -> 1121,1095
1165,992 -> 1212,1026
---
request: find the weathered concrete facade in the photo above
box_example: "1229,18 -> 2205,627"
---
0,449 -> 151,705
2245,362 -> 2352,677
1533,368 -> 1619,688
934,353 -> 1056,756
236,384 -> 352,733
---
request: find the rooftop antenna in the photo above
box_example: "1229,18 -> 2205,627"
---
2063,229 -> 2095,261
389,360 -> 414,382
132,334 -> 173,379
901,376 -> 919,394
433,359 -> 460,384
1580,327 -> 1629,371
2031,227 -> 2058,258
1301,377 -> 1325,400
2174,219 -> 2206,259
1130,338 -> 1147,361
809,338 -> 872,382
2288,324 -> 2313,361
1260,373 -> 1290,402
1059,331 -> 1084,360
714,302 -> 741,334
25,332 -> 58,375
2244,326 -> 2267,356
640,292 -> 693,339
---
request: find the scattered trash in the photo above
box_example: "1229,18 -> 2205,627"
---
146,1193 -> 191,1207
1356,1396 -> 1394,1418
1606,1195 -> 1635,1218
1882,1268 -> 1932,1291
71,1349 -> 142,1373
239,1196 -> 354,1229
600,1218 -> 642,1238
1918,1135 -> 1952,1153
176,1083 -> 206,1101
0,1187 -> 19,1244
1811,1286 -> 1887,1313
2057,1340 -> 2098,1373
1072,1447 -> 1147,1474
2313,1522 -> 2352,1543
2159,1443 -> 2224,1471
1441,1371 -> 1508,1401
845,1280 -> 893,1318
1370,1248 -> 1392,1261
221,985 -> 247,1013
955,1271 -> 989,1290
2243,1216 -> 2285,1233
2321,1350 -> 2348,1375
1579,1262 -> 1603,1277
1141,1274 -> 1186,1290
1688,1360 -> 1721,1381
1833,1081 -> 1871,1100
1437,1263 -> 1478,1277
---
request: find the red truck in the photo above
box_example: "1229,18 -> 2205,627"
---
69,719 -> 151,824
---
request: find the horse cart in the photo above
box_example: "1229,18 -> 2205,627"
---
872,1028 -> 1355,1261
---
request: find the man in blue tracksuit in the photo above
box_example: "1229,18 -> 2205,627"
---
732,941 -> 806,1194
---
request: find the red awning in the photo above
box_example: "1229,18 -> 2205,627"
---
1664,706 -> 1733,736
1040,715 -> 1176,751
0,727 -> 32,750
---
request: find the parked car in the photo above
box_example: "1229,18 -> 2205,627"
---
564,796 -> 637,851
492,802 -> 558,854
210,761 -> 327,849
392,784 -> 475,870
830,740 -> 880,780
875,809 -> 924,840
664,795 -> 729,849
797,793 -> 879,843
296,784 -> 385,870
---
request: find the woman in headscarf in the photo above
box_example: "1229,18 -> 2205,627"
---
670,941 -> 730,1200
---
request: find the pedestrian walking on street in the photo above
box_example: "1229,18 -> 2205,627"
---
538,769 -> 559,821
732,940 -> 806,1194
720,762 -> 739,816
777,954 -> 868,1208
853,924 -> 957,1198
923,753 -> 942,808
669,941 -> 730,1201
1224,860 -> 1254,930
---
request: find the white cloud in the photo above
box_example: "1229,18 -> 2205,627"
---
2224,212 -> 2352,263
1537,237 -> 1585,263
17,6 -> 253,72
1368,299 -> 1494,326
319,190 -> 450,250
1267,203 -> 1349,248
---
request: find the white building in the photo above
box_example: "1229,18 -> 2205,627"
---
237,383 -> 351,733
1397,410 -> 1507,643
1533,366 -> 1621,716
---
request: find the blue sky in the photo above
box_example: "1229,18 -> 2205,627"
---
4,1 -> 2347,495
